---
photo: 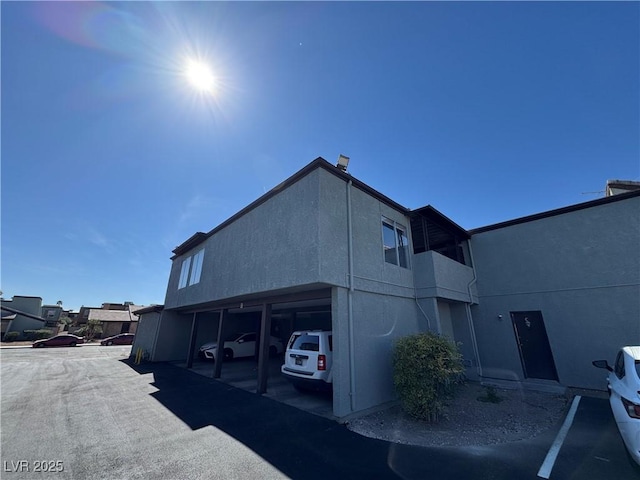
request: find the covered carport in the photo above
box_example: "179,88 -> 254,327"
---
178,288 -> 333,416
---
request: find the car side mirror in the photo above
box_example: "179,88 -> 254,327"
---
237,339 -> 244,343
592,360 -> 613,372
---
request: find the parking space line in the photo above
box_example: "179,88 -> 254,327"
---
537,395 -> 582,479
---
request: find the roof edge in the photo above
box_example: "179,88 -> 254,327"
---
170,157 -> 410,259
470,189 -> 640,235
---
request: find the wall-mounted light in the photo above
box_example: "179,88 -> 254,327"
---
336,154 -> 350,172
497,314 -> 503,320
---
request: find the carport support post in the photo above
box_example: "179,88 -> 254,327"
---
186,312 -> 199,369
256,303 -> 272,394
213,309 -> 227,379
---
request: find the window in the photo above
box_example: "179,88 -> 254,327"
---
47,310 -> 56,318
382,218 -> 410,268
178,249 -> 205,289
189,250 -> 204,286
178,257 -> 191,289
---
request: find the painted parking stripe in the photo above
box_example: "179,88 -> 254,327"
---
537,395 -> 582,479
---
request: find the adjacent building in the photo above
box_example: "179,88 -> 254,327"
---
1,296 -> 50,339
73,303 -> 143,338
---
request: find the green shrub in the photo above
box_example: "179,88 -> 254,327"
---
23,329 -> 53,341
3,331 -> 20,342
393,332 -> 465,422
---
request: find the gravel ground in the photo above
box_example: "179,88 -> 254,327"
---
347,382 -> 570,447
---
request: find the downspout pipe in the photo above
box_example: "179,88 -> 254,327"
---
414,296 -> 432,331
347,179 -> 356,412
466,240 -> 483,378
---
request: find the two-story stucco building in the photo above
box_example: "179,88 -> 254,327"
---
133,157 -> 640,420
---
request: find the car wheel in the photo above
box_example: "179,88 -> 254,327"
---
70,342 -> 77,347
107,341 -> 113,346
224,348 -> 234,360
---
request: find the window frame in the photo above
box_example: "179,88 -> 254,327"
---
178,256 -> 192,289
381,217 -> 410,269
178,249 -> 205,290
189,250 -> 204,286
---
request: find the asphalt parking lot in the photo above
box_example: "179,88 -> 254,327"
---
1,346 -> 638,479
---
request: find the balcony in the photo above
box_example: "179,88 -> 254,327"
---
413,250 -> 477,303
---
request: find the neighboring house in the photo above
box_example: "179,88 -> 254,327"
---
1,310 -> 16,337
135,157 -> 639,420
41,305 -> 64,329
1,296 -> 52,339
73,303 -> 143,339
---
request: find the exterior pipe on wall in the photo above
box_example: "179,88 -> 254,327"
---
466,240 -> 484,378
414,296 -> 432,331
347,179 -> 356,412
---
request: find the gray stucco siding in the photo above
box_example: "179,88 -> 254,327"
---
350,290 -> 421,412
131,312 -> 161,360
164,170 -> 324,309
413,250 -> 476,303
470,196 -> 640,390
343,175 -> 414,289
153,310 -> 193,362
471,197 -> 640,296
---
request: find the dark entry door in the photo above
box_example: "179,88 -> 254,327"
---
511,311 -> 558,381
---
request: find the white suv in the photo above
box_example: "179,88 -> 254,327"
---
281,330 -> 333,391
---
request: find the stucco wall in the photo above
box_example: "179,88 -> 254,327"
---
332,286 -> 423,418
317,170 -> 415,291
132,311 -> 161,360
471,196 -> 640,390
164,169 -> 324,309
153,311 -> 193,362
413,250 -> 477,303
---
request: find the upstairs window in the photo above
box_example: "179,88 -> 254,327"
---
178,250 -> 205,289
189,250 -> 204,286
178,256 -> 192,289
382,218 -> 410,268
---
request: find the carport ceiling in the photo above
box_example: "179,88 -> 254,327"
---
225,298 -> 330,314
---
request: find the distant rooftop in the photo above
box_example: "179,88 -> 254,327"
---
606,179 -> 640,197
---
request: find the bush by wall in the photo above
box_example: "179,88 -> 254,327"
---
3,331 -> 20,342
393,332 -> 465,422
23,329 -> 53,341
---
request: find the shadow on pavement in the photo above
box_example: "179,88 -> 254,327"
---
121,359 -> 408,479
120,359 -> 560,480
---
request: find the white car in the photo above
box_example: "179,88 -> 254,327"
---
593,346 -> 640,466
281,330 -> 333,391
200,333 -> 284,361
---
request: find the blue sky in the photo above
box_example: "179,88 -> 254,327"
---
2,2 -> 638,312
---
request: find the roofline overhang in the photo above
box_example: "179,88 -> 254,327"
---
409,205 -> 470,239
133,305 -> 165,316
0,305 -> 47,323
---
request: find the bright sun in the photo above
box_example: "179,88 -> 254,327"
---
185,60 -> 216,93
